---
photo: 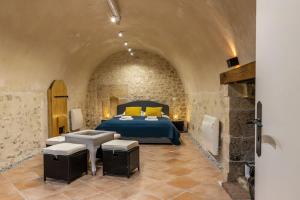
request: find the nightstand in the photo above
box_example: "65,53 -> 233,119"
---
172,120 -> 185,132
101,119 -> 109,123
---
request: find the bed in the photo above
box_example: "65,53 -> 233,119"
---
95,101 -> 181,145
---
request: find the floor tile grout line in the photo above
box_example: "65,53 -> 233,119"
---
169,191 -> 187,200
1,174 -> 29,200
77,179 -> 121,200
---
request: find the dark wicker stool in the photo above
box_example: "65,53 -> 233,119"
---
43,143 -> 88,184
102,140 -> 140,178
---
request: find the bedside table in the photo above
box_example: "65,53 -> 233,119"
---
101,119 -> 109,123
172,120 -> 185,132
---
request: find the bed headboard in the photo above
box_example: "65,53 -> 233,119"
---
117,100 -> 169,115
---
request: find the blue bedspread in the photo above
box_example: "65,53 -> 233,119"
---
95,117 -> 180,145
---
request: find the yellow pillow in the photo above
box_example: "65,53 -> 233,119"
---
125,107 -> 142,116
145,107 -> 162,117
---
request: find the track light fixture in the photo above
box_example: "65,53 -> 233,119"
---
107,0 -> 121,24
110,16 -> 120,24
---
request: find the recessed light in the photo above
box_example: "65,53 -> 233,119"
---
128,48 -> 132,52
130,52 -> 134,56
118,32 -> 123,37
124,42 -> 128,46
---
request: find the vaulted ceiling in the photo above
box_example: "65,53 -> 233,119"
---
0,0 -> 255,102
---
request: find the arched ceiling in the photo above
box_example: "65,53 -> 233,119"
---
0,0 -> 255,101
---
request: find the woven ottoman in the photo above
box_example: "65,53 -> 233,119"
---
102,140 -> 139,178
43,143 -> 88,184
96,132 -> 120,161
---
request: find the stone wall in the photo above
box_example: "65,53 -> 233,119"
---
187,86 -> 230,179
85,50 -> 186,128
0,92 -> 47,170
227,84 -> 255,181
187,84 -> 255,181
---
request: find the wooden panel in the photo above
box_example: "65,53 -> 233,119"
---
220,62 -> 256,84
48,80 -> 68,137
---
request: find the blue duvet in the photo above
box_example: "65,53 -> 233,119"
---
95,116 -> 180,145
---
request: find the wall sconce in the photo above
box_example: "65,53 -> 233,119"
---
227,57 -> 239,68
105,113 -> 111,119
102,100 -> 110,119
173,114 -> 179,120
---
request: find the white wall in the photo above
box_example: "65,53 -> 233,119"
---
256,0 -> 300,199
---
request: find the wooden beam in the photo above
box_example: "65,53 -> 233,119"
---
220,62 -> 256,84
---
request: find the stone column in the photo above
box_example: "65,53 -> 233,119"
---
227,83 -> 255,182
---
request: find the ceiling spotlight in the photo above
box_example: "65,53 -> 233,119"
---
118,32 -> 123,37
110,16 -> 118,24
107,0 -> 121,24
124,42 -> 128,46
128,48 -> 132,52
130,52 -> 134,56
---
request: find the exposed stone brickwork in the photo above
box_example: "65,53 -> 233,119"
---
85,50 -> 186,128
0,92 -> 45,170
227,84 -> 255,181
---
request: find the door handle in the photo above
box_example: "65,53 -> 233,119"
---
247,119 -> 263,127
256,101 -> 263,157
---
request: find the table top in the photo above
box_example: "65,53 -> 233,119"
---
65,130 -> 115,146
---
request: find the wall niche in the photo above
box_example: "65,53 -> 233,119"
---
85,50 -> 186,128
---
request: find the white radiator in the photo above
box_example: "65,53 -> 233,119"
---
201,115 -> 219,156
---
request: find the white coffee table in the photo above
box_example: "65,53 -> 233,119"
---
65,130 -> 115,175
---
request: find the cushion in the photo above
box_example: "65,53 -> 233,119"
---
114,133 -> 121,139
46,136 -> 66,146
102,140 -> 139,151
43,143 -> 86,156
125,107 -> 142,116
145,107 -> 162,117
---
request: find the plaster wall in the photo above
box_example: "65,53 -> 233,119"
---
0,92 -> 46,169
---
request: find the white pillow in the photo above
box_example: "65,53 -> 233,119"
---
162,115 -> 170,119
114,112 -> 125,118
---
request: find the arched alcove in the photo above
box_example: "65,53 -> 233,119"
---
85,50 -> 186,128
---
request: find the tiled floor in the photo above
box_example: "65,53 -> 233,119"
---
222,182 -> 251,200
0,134 -> 232,200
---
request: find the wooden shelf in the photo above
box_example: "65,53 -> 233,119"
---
220,62 -> 256,84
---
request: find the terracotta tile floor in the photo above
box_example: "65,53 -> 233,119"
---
0,134 -> 232,200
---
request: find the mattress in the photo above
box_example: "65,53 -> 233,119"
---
95,116 -> 180,145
